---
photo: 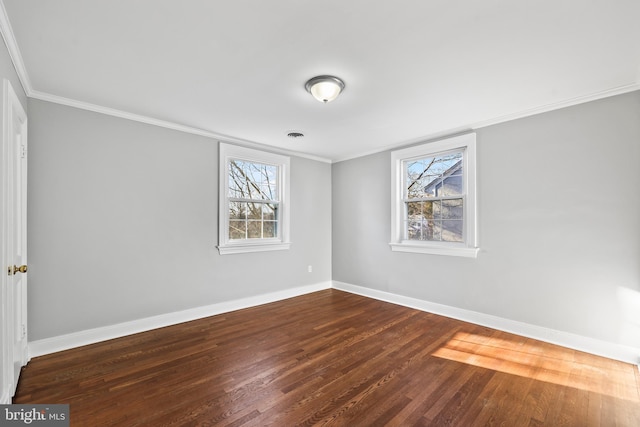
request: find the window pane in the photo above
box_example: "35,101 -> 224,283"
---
449,167 -> 463,176
442,220 -> 463,242
257,164 -> 276,200
424,200 -> 440,220
229,159 -> 278,201
404,151 -> 463,199
406,159 -> 430,198
228,174 -> 242,198
422,176 -> 440,197
264,164 -> 277,181
440,175 -> 462,196
229,201 -> 246,219
425,220 -> 441,241
229,160 -> 247,197
263,221 -> 277,238
407,201 -> 422,218
247,221 -> 262,238
406,220 -> 424,240
246,203 -> 263,220
442,199 -> 463,219
263,203 -> 277,220
229,220 -> 246,239
260,184 -> 277,200
246,162 -> 262,188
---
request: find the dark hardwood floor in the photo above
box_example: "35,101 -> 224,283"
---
13,289 -> 640,426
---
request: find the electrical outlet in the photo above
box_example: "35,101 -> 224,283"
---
307,265 -> 313,273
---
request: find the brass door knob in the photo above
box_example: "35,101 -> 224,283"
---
7,265 -> 28,275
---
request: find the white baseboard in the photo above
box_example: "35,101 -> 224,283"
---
28,282 -> 332,358
332,281 -> 640,366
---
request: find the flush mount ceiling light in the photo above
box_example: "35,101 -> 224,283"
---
305,75 -> 345,103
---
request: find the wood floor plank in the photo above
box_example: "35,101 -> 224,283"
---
13,289 -> 640,426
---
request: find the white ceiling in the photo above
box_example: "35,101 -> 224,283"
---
2,0 -> 639,162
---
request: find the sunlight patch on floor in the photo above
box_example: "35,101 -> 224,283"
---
431,331 -> 640,402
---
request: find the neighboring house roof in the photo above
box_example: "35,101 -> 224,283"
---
423,160 -> 462,196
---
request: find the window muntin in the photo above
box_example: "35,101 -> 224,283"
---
218,143 -> 290,254
390,133 -> 478,257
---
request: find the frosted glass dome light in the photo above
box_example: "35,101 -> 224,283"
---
305,75 -> 345,103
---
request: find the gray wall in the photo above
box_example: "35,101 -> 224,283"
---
333,91 -> 640,349
27,99 -> 332,340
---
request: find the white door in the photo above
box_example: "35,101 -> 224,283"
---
1,79 -> 28,404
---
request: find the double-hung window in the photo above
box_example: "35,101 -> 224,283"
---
218,143 -> 290,254
390,133 -> 478,257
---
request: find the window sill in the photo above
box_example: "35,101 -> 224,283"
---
217,242 -> 291,255
389,242 -> 479,258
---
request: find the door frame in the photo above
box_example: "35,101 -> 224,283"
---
1,78 -> 28,404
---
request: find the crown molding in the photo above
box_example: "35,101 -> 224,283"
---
0,0 -> 32,94
332,82 -> 640,163
469,82 -> 640,131
29,89 -> 332,163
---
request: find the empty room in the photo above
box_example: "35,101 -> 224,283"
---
1,1 -> 639,425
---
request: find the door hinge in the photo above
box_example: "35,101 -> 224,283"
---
20,144 -> 27,159
21,324 -> 26,338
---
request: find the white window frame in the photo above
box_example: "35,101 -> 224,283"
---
218,143 -> 291,255
390,133 -> 478,258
